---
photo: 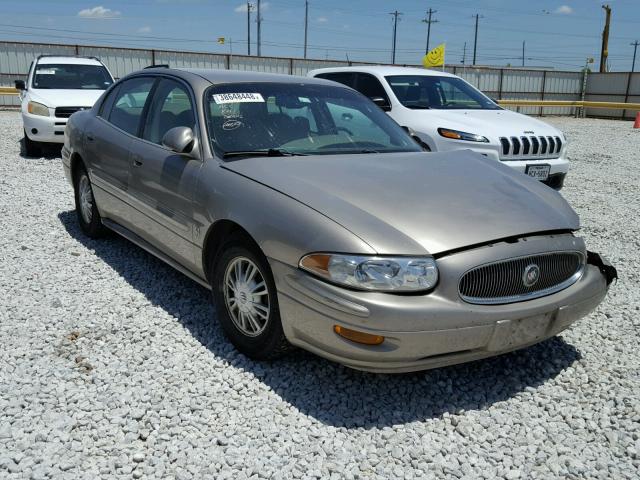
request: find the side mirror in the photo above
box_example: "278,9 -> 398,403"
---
370,96 -> 391,111
14,79 -> 26,91
401,126 -> 431,152
162,126 -> 196,155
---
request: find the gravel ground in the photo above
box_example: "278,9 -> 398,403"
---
0,110 -> 638,480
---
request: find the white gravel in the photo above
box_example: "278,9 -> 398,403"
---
0,110 -> 639,479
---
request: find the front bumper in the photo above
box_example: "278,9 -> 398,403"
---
272,236 -> 612,373
22,111 -> 66,144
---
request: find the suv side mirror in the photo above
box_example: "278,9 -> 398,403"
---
370,96 -> 391,111
14,79 -> 26,91
401,126 -> 431,152
162,126 -> 196,155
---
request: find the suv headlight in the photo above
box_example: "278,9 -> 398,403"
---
300,253 -> 438,292
438,128 -> 488,142
27,101 -> 49,117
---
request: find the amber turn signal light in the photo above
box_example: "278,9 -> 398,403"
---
333,325 -> 384,345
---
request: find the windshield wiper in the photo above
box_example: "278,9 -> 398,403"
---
222,148 -> 307,159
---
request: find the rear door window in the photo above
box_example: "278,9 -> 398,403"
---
107,77 -> 155,136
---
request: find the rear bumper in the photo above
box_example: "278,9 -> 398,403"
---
272,244 -> 612,373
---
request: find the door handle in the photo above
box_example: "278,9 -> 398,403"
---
131,155 -> 143,167
86,133 -> 94,142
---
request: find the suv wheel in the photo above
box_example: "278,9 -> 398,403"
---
23,130 -> 42,157
73,165 -> 107,238
212,237 -> 291,360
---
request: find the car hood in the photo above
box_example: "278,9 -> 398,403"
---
222,150 -> 579,255
28,89 -> 105,108
410,108 -> 563,139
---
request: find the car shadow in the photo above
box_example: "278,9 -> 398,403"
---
58,210 -> 582,428
19,138 -> 62,159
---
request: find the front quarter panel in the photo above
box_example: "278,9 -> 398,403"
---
194,161 -> 376,275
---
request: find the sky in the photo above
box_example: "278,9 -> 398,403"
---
0,0 -> 639,71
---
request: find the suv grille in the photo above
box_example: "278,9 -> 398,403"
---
459,252 -> 584,304
499,135 -> 563,160
54,107 -> 87,118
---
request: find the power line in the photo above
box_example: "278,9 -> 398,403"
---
421,8 -> 438,54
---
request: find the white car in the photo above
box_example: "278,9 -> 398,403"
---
15,55 -> 114,157
308,66 -> 569,190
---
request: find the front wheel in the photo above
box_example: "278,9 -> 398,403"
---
73,165 -> 107,238
212,238 -> 291,360
23,130 -> 41,157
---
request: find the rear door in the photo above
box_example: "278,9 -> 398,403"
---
125,76 -> 202,271
85,76 -> 155,226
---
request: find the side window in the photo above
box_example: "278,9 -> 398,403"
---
325,100 -> 391,143
142,79 -> 195,145
315,72 -> 357,89
107,77 -> 155,136
98,85 -> 120,118
356,74 -> 389,102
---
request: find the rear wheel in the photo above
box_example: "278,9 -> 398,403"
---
73,165 -> 107,238
212,236 -> 291,360
23,130 -> 42,157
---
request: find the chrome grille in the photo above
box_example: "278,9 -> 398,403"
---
459,252 -> 584,305
499,135 -> 563,160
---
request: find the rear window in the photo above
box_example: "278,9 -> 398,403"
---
32,63 -> 113,90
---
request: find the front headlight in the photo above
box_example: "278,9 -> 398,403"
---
438,128 -> 488,143
27,101 -> 49,117
300,253 -> 438,292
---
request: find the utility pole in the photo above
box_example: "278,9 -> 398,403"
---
631,41 -> 639,73
461,42 -> 466,64
257,0 -> 262,56
599,4 -> 611,73
246,2 -> 253,55
472,14 -> 482,65
304,0 -> 309,59
390,10 -> 402,64
522,41 -> 525,67
421,8 -> 438,54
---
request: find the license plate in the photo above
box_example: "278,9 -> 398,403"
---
525,164 -> 550,181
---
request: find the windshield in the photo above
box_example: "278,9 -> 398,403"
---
205,82 -> 421,158
32,64 -> 113,90
385,75 -> 501,110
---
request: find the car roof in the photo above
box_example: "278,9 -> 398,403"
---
142,67 -> 337,87
308,65 -> 458,78
37,56 -> 104,66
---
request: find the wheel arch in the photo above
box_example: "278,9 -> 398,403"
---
201,219 -> 264,283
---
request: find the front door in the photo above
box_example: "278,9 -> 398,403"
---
126,77 -> 202,271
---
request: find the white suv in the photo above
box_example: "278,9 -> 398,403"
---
15,55 -> 114,157
308,66 -> 569,190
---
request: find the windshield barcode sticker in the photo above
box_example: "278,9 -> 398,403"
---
213,93 -> 264,104
37,69 -> 56,75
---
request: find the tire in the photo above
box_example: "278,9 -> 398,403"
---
23,130 -> 42,157
211,236 -> 291,360
73,164 -> 108,238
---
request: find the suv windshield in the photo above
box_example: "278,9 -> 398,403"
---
32,64 -> 113,90
205,82 -> 421,158
386,75 -> 501,110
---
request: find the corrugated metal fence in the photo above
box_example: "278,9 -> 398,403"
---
1,40 -> 637,119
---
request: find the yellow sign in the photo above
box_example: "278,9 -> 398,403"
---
217,37 -> 225,44
422,43 -> 445,68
